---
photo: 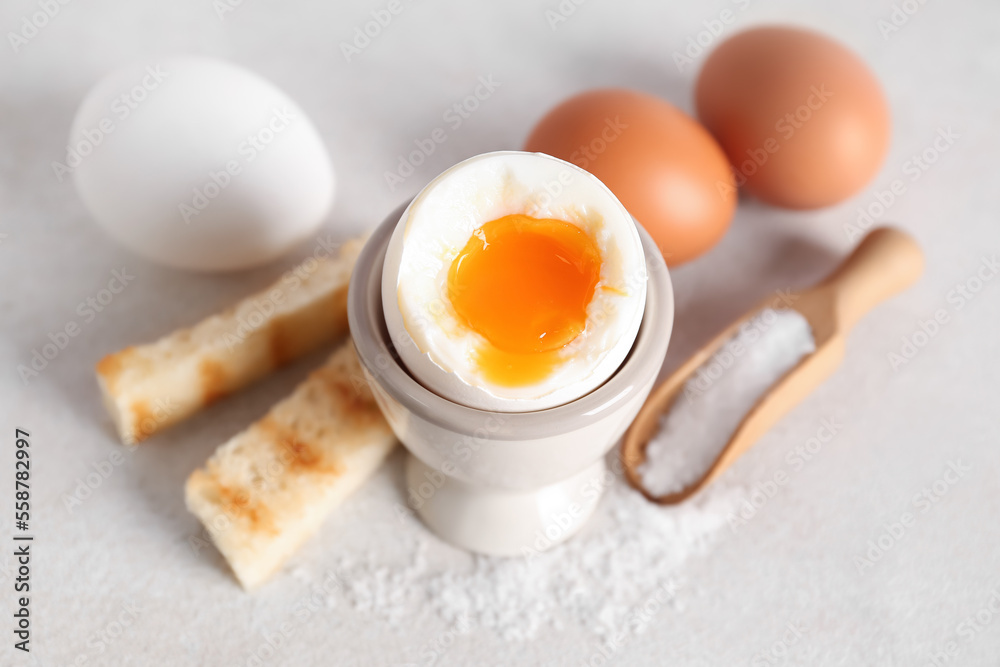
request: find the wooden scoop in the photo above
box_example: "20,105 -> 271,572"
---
622,226 -> 925,504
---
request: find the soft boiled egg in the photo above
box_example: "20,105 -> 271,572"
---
381,151 -> 647,412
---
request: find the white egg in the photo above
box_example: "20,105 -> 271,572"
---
382,151 -> 647,412
69,56 -> 334,272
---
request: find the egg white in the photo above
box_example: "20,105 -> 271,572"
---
381,151 -> 647,412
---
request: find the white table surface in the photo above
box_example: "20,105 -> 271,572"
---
2,0 -> 998,665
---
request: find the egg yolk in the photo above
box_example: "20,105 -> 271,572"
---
447,214 -> 602,386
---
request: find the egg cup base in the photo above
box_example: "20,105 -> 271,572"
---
406,454 -> 605,556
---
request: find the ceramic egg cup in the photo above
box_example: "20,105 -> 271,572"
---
348,204 -> 674,556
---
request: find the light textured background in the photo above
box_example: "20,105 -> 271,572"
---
2,0 -> 998,665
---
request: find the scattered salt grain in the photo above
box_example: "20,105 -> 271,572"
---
330,539 -> 428,626
322,478 -> 738,641
638,308 -> 815,497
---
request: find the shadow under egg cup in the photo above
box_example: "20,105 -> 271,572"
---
348,204 -> 674,556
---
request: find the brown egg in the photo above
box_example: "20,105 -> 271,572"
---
524,89 -> 736,266
695,26 -> 890,209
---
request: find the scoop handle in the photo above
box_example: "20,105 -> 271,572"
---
819,227 -> 925,331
